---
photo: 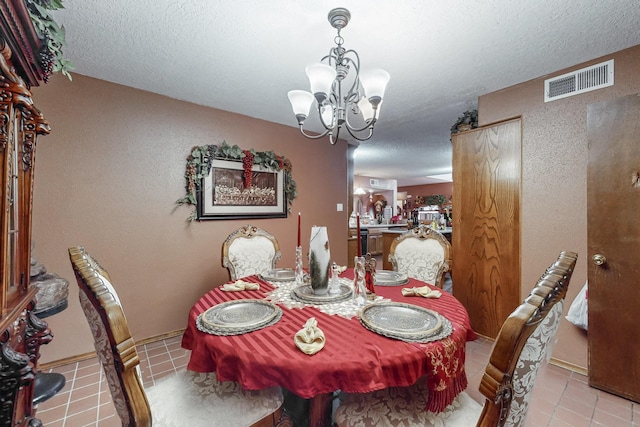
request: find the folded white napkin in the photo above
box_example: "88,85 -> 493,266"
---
401,285 -> 442,298
294,317 -> 325,355
221,280 -> 260,292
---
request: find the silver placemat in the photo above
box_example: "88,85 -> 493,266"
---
359,302 -> 453,343
259,268 -> 296,282
196,299 -> 282,336
374,270 -> 410,286
291,284 -> 353,304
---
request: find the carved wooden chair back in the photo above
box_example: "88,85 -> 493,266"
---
388,226 -> 451,288
69,246 -> 286,427
334,251 -> 578,427
477,251 -> 578,427
222,224 -> 282,280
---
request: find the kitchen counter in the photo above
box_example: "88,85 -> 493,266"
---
382,227 -> 452,234
350,223 -> 409,229
348,224 -> 409,258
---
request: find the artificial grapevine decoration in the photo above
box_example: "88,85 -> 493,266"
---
242,150 -> 254,188
176,141 -> 297,221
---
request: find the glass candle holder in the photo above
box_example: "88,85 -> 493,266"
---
353,256 -> 367,307
329,262 -> 341,294
295,245 -> 304,286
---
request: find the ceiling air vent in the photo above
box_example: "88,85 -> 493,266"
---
370,179 -> 380,187
544,59 -> 614,102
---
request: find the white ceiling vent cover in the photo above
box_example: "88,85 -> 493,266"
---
544,59 -> 614,102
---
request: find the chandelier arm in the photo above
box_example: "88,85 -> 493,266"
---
298,126 -> 332,139
344,115 -> 376,133
345,125 -> 374,142
330,125 -> 341,145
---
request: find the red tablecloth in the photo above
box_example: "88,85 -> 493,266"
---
182,272 -> 476,413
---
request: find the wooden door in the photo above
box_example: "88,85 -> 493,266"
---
451,118 -> 521,337
587,94 -> 640,403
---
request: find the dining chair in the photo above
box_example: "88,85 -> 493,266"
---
222,224 -> 282,280
334,251 -> 578,427
387,226 -> 452,288
68,246 -> 289,427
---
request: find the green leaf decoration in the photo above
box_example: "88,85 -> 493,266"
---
26,0 -> 74,82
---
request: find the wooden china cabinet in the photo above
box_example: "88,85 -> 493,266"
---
0,1 -> 54,426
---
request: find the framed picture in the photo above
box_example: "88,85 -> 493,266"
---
198,158 -> 287,220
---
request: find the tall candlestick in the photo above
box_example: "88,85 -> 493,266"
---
356,214 -> 362,256
297,212 -> 301,247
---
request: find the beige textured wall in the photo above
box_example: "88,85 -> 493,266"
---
478,44 -> 640,370
31,75 -> 348,363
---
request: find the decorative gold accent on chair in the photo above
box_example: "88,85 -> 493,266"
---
388,226 -> 452,288
69,246 -> 289,427
222,224 -> 282,280
334,251 -> 578,427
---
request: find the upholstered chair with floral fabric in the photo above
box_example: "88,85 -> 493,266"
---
388,226 -> 451,288
222,224 -> 282,281
334,251 -> 578,427
69,246 -> 288,427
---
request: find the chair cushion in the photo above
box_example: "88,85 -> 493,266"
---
228,235 -> 277,279
334,377 -> 482,427
393,238 -> 445,284
146,370 -> 284,427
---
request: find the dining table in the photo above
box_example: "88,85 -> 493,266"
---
182,269 -> 476,427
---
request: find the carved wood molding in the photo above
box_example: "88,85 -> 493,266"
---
0,41 -> 50,167
0,310 -> 36,427
0,0 -> 44,86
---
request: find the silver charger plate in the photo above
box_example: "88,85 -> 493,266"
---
374,270 -> 410,286
259,268 -> 296,282
196,299 -> 282,336
291,284 -> 352,304
359,302 -> 453,343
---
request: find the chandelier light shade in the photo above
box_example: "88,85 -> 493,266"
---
287,7 -> 390,144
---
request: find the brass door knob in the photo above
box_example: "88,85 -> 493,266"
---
592,254 -> 607,266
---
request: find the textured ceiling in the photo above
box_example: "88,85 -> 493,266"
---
52,0 -> 640,186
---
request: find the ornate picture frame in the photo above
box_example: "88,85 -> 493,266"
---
198,158 -> 286,219
176,142 -> 296,221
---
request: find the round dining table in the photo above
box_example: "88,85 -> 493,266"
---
182,269 -> 476,427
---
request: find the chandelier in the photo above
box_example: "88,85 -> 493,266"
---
287,8 -> 390,145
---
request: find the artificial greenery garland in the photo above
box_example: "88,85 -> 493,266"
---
26,0 -> 73,81
176,141 -> 297,221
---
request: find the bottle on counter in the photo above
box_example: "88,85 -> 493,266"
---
439,214 -> 447,230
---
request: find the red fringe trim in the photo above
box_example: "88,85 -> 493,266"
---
425,374 -> 469,413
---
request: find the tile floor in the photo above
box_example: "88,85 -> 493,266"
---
35,334 -> 638,426
35,335 -> 190,427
